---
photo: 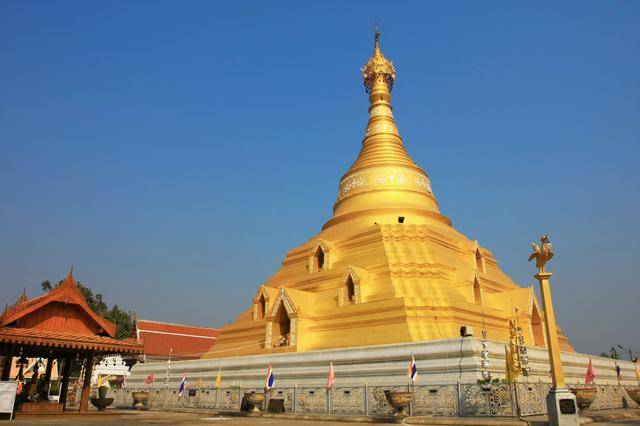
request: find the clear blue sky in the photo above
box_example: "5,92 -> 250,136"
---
1,1 -> 638,357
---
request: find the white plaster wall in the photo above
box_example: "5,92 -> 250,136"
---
126,338 -> 639,388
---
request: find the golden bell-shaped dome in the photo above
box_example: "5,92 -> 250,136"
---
324,32 -> 447,230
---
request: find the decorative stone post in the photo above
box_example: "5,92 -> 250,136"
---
529,234 -> 578,426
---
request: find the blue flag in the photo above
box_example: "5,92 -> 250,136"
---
178,375 -> 186,396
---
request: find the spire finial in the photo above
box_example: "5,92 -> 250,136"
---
69,265 -> 74,276
362,27 -> 396,94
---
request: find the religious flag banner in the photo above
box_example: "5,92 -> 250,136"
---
178,375 -> 186,397
408,355 -> 418,384
265,364 -> 275,390
144,373 -> 155,385
585,359 -> 596,384
505,346 -> 520,382
327,361 -> 335,389
215,367 -> 222,388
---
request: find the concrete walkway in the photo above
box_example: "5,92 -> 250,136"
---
523,409 -> 640,426
8,408 -> 640,425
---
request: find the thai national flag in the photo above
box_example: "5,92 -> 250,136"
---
178,375 -> 186,397
408,355 -> 418,384
265,364 -> 275,390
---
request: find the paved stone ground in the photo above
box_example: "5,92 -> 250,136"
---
8,409 -> 640,425
11,411 -> 401,426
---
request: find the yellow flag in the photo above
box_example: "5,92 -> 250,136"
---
505,320 -> 520,384
635,363 -> 640,382
215,367 -> 222,388
96,375 -> 103,387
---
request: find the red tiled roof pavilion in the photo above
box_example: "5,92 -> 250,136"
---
134,319 -> 219,361
0,271 -> 142,414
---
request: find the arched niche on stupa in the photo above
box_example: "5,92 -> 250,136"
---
264,288 -> 298,349
308,240 -> 332,273
252,286 -> 271,321
473,241 -> 486,273
530,298 -> 547,347
338,267 -> 366,307
473,276 -> 483,306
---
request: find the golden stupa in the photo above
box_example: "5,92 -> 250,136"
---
204,32 -> 574,359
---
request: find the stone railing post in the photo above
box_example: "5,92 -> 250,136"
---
364,383 -> 369,416
512,382 -> 520,417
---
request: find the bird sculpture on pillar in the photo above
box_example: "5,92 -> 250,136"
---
529,234 -> 554,274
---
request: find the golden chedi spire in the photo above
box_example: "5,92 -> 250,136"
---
203,31 -> 575,360
324,31 -> 446,230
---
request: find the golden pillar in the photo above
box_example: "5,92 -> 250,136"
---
536,271 -> 565,388
529,235 -> 578,426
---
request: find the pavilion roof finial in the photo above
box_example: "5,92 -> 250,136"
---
69,264 -> 74,276
16,288 -> 28,305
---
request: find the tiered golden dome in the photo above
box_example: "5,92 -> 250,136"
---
325,32 -> 445,230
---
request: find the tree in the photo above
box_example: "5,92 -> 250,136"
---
40,279 -> 135,340
40,280 -> 52,292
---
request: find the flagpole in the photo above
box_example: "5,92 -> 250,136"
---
165,347 -> 172,389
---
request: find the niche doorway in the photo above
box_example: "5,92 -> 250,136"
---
272,304 -> 291,347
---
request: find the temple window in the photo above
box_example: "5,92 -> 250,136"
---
309,241 -> 330,273
272,304 -> 291,347
339,269 -> 362,306
475,248 -> 485,273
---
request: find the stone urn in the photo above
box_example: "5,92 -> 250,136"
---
627,388 -> 640,405
570,387 -> 597,411
244,392 -> 265,413
384,390 -> 413,417
131,391 -> 149,409
91,387 -> 114,412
